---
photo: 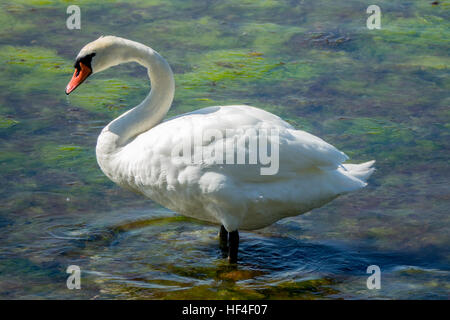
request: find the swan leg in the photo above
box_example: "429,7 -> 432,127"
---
228,230 -> 239,263
219,225 -> 228,254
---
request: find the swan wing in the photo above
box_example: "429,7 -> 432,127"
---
129,105 -> 349,183
116,105 -> 372,230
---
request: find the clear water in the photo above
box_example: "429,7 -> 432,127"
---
0,0 -> 448,299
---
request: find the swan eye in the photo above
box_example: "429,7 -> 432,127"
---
74,52 -> 96,72
74,64 -> 81,77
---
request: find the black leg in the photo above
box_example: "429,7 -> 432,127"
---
228,230 -> 239,263
219,225 -> 228,253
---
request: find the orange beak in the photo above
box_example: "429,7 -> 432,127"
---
65,61 -> 92,95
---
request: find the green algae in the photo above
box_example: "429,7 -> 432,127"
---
240,22 -> 306,53
0,116 -> 19,129
324,117 -> 415,143
132,17 -> 241,51
0,45 -> 70,97
67,76 -> 147,115
92,269 -> 338,299
259,278 -> 339,299
179,50 -> 284,87
39,144 -> 84,165
399,55 -> 450,70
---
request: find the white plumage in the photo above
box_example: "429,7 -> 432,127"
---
69,36 -> 375,234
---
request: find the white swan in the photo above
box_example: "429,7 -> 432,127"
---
66,36 -> 375,262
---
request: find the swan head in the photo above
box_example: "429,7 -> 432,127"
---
66,36 -> 130,95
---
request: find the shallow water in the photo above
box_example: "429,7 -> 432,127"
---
0,0 -> 449,299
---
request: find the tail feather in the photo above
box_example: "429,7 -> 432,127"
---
343,160 -> 376,182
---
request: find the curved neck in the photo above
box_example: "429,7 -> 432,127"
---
99,40 -> 175,152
